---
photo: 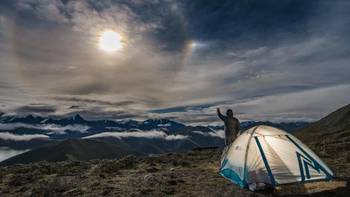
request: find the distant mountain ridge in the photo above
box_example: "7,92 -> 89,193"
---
0,113 -> 310,165
0,113 -> 309,150
0,113 -> 309,135
1,104 -> 349,169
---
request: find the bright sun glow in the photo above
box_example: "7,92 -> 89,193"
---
99,30 -> 122,53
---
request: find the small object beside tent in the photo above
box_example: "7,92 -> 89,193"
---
220,125 -> 333,190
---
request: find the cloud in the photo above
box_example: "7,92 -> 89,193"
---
0,123 -> 90,134
227,84 -> 350,122
16,0 -> 68,24
15,104 -> 56,115
83,130 -> 188,141
191,130 -> 225,139
0,132 -> 49,141
165,134 -> 188,140
8,0 -> 188,110
53,96 -> 136,107
0,123 -> 37,130
43,124 -> 90,135
1,0 -> 350,124
0,147 -> 29,162
227,46 -> 268,58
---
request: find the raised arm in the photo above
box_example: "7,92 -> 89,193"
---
217,108 -> 226,121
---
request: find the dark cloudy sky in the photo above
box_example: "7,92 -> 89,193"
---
0,0 -> 349,124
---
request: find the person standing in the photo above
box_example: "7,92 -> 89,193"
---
217,108 -> 240,145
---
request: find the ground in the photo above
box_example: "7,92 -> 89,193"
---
0,148 -> 349,197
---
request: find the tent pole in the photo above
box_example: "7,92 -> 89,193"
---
254,136 -> 276,187
242,126 -> 259,187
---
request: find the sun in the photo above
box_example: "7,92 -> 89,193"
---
98,30 -> 122,53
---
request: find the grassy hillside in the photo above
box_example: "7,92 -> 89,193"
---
296,104 -> 350,142
295,104 -> 350,177
0,148 -> 348,196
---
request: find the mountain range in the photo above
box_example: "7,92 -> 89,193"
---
0,113 -> 309,165
0,113 -> 308,137
0,104 -> 349,196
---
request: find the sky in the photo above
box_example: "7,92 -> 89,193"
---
0,0 -> 350,125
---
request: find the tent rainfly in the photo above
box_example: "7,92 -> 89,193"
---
220,125 -> 333,189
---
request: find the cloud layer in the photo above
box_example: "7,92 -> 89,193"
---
0,132 -> 49,141
0,0 -> 349,124
191,130 -> 225,139
83,130 -> 188,141
0,123 -> 90,134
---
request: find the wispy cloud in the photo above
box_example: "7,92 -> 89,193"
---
191,130 -> 225,139
83,130 -> 188,141
0,132 -> 49,141
165,134 -> 188,140
0,123 -> 90,134
44,124 -> 90,135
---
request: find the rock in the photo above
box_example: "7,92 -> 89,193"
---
167,179 -> 177,186
146,167 -> 159,173
144,174 -> 157,182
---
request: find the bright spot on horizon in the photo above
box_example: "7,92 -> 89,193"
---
98,30 -> 122,53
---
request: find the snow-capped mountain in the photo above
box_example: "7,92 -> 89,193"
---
0,113 -> 309,160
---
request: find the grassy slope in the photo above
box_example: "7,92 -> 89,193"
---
295,104 -> 350,143
0,148 -> 348,197
295,104 -> 350,177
